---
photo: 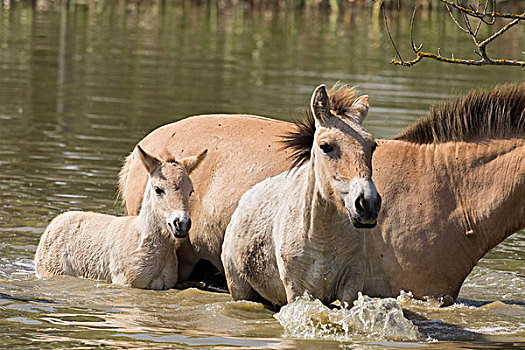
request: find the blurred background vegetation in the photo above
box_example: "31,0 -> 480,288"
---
2,0 -> 524,13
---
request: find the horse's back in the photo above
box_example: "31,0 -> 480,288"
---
35,211 -> 87,277
122,114 -> 292,214
35,211 -> 118,279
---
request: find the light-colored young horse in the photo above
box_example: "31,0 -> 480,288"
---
35,145 -> 206,290
118,83 -> 525,301
221,85 -> 380,306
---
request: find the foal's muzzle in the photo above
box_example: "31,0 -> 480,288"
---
165,210 -> 191,238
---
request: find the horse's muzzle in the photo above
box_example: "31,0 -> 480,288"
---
166,211 -> 191,238
350,189 -> 381,229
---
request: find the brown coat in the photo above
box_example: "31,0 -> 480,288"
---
119,83 -> 525,299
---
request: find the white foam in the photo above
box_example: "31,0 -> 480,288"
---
274,292 -> 420,342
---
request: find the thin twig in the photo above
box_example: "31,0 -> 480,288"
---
460,7 -> 486,58
445,3 -> 470,33
438,0 -> 525,20
463,9 -> 474,35
381,2 -> 404,62
479,16 -> 522,48
477,0 -> 497,25
472,0 -> 486,36
410,6 -> 418,52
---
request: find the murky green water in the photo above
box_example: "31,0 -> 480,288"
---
0,1 -> 524,348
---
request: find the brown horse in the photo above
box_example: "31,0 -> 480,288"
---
35,145 -> 206,289
222,85 -> 380,306
119,83 -> 525,300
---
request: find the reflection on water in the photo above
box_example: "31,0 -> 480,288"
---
0,1 -> 524,348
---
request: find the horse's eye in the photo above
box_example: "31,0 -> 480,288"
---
174,186 -> 180,191
189,189 -> 195,196
154,186 -> 164,195
319,143 -> 334,154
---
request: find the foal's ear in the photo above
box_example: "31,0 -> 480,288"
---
137,145 -> 161,174
310,84 -> 332,127
180,149 -> 208,174
348,95 -> 369,125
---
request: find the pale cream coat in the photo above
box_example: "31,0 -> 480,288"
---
221,85 -> 380,306
35,146 -> 206,289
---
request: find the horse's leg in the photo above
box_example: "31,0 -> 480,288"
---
149,253 -> 178,290
278,265 -> 305,304
161,251 -> 178,289
338,263 -> 365,307
175,239 -> 200,282
112,272 -> 133,288
282,277 -> 305,304
223,256 -> 258,301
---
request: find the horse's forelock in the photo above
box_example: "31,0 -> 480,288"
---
328,84 -> 360,116
162,157 -> 178,164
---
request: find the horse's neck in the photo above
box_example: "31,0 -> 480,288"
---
135,181 -> 168,241
445,139 -> 525,252
381,139 -> 525,258
300,159 -> 349,244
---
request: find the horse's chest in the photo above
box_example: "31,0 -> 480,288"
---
307,254 -> 339,280
288,252 -> 341,296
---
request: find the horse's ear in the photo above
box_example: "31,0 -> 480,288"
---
348,95 -> 369,125
310,84 -> 332,127
136,145 -> 161,174
180,149 -> 207,174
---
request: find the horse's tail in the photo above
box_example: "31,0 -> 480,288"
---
117,149 -> 134,211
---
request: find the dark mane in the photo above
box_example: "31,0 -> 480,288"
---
395,83 -> 525,144
280,110 -> 316,169
280,84 -> 360,169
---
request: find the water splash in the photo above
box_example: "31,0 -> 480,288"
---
274,292 -> 420,342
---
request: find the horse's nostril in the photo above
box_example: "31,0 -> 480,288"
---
355,194 -> 365,216
186,218 -> 192,231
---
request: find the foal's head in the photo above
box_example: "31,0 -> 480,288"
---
310,85 -> 381,228
137,145 -> 207,238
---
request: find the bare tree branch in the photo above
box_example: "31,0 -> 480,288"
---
439,0 -> 525,20
392,52 -> 525,67
383,0 -> 525,67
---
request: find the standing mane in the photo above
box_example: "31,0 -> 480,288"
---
280,84 -> 360,169
395,83 -> 525,144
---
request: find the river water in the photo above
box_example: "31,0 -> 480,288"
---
0,1 -> 524,348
